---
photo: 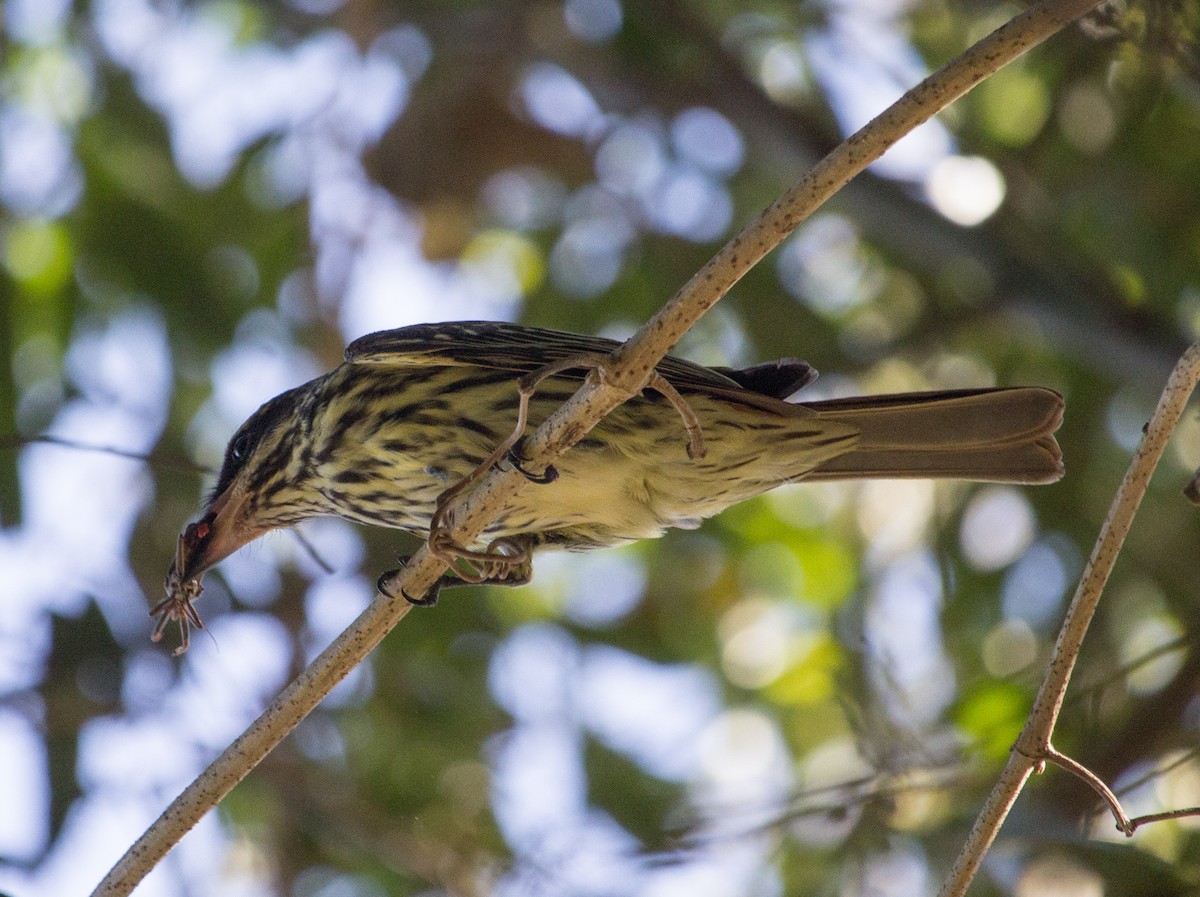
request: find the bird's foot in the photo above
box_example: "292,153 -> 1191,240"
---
503,438 -> 559,484
430,531 -> 533,586
376,558 -> 464,607
379,537 -> 534,607
428,352 -> 609,534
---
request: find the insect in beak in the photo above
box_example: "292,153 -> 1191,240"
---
151,521 -> 210,655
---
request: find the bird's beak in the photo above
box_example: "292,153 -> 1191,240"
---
175,480 -> 269,582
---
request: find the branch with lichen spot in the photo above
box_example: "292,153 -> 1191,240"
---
90,0 -> 1109,893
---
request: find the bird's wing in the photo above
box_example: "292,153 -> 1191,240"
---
344,320 -> 777,394
708,360 -> 818,400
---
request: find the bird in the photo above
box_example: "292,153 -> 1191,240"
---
156,320 -> 1064,651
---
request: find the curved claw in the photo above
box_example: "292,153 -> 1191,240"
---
377,559 -> 441,606
422,535 -> 536,589
504,443 -> 559,484
377,546 -> 532,606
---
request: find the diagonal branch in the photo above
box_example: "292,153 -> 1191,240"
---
1041,748 -> 1200,837
939,341 -> 1200,897
90,1 -> 1107,893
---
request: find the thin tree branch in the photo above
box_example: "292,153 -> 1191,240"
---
1,434 -> 338,574
939,341 -> 1200,897
1111,745 -> 1200,803
0,433 -> 209,473
664,763 -> 974,852
289,527 -> 336,575
1042,746 -> 1133,833
91,1 -> 1106,893
1065,634 -> 1189,709
1076,746 -> 1200,833
1127,806 -> 1200,832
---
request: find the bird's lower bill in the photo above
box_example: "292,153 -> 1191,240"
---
175,484 -> 268,582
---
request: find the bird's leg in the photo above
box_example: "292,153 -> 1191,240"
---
645,372 -> 707,460
428,353 -> 610,544
431,354 -> 613,527
380,537 -> 534,606
427,352 -> 706,569
498,370 -> 706,468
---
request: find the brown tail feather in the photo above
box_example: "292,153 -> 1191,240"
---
804,387 -> 1064,484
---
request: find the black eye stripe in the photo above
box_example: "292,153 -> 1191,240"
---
206,385 -> 307,505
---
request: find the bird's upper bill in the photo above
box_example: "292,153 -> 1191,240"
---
171,480 -> 269,584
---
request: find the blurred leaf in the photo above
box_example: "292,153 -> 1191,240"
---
5,0 -> 1200,893
583,735 -> 682,847
954,681 -> 1033,761
766,635 -> 843,707
44,602 -> 122,847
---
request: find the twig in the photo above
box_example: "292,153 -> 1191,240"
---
90,1 -> 1107,893
939,342 -> 1200,897
1110,745 -> 1200,803
0,433 -> 209,473
1041,747 -> 1133,834
1065,634 -> 1189,708
1053,738 -> 1200,836
664,763 -> 973,852
0,434 -> 338,573
290,527 -> 336,575
1126,806 -> 1200,832
1075,747 -> 1200,835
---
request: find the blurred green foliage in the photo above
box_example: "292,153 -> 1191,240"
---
3,0 -> 1200,895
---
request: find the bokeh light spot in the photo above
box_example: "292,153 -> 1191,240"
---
595,122 -> 666,196
1121,614 -> 1185,696
959,486 -> 1035,573
670,107 -> 744,175
0,710 -> 48,859
4,219 -> 73,293
976,66 -> 1051,146
926,155 -> 1006,226
955,681 -> 1029,759
1058,80 -> 1116,154
758,39 -> 810,104
564,0 -> 622,43
858,479 -> 934,557
719,599 -> 793,689
1015,854 -> 1103,897
460,229 -> 545,301
778,214 -> 883,314
698,707 -> 789,794
520,63 -> 602,138
982,618 -> 1038,677
1002,537 -> 1074,629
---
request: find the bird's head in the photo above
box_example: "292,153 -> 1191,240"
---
172,383 -> 320,583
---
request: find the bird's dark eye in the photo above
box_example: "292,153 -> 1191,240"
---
230,433 -> 252,461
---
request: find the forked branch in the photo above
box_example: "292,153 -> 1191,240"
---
939,342 -> 1200,897
1042,747 -> 1200,836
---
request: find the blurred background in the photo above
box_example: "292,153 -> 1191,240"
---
2,0 -> 1200,895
